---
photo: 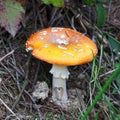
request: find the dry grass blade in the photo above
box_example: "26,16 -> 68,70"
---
0,50 -> 14,62
0,98 -> 20,120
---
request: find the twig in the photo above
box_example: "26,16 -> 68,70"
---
11,80 -> 28,110
107,0 -> 112,22
31,61 -> 40,91
49,7 -> 59,26
99,69 -> 115,78
32,0 -> 38,30
48,7 -> 63,26
36,2 -> 44,29
24,90 -> 43,120
0,98 -> 20,120
0,50 -> 14,62
11,54 -> 31,110
8,61 -> 25,77
24,54 -> 43,120
0,62 -> 16,81
7,38 -> 27,109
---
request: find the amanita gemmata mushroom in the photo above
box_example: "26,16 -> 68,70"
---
26,27 -> 98,104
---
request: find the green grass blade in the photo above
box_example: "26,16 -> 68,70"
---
81,65 -> 120,120
96,4 -> 106,27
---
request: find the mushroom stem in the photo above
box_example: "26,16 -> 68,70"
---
50,65 -> 70,103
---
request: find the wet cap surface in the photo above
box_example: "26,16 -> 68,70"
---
26,27 -> 98,66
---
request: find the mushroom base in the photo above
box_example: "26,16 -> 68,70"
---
50,65 -> 70,103
50,88 -> 82,110
52,77 -> 67,103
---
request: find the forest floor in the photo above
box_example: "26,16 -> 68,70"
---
0,0 -> 120,120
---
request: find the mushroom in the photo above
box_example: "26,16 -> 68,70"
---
26,27 -> 98,104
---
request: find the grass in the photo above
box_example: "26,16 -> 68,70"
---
80,32 -> 120,119
81,64 -> 120,120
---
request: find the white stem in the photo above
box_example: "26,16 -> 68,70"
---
50,65 -> 70,103
52,77 -> 67,102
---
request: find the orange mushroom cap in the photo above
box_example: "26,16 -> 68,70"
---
26,27 -> 98,66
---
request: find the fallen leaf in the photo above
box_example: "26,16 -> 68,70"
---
0,0 -> 25,37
